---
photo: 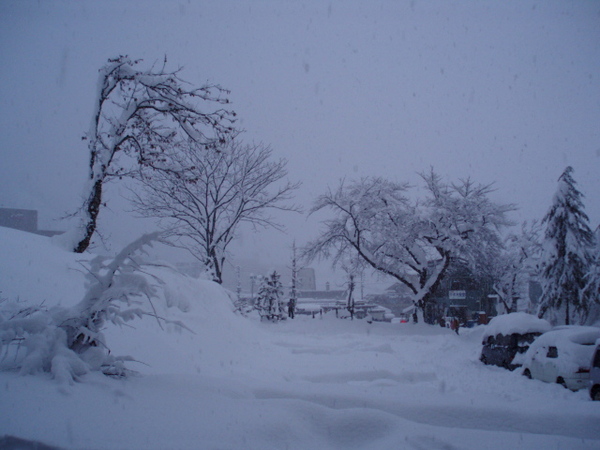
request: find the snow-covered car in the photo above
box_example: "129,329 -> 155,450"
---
480,313 -> 551,370
521,326 -> 600,391
590,340 -> 600,401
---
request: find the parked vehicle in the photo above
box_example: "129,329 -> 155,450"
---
480,312 -> 551,370
590,340 -> 600,401
521,326 -> 600,391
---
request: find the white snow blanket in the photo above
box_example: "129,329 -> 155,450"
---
482,312 -> 552,340
1,227 -> 599,449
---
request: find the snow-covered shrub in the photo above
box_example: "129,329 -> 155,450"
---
0,233 -> 177,383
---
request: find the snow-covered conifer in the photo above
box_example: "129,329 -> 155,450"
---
582,226 -> 600,324
538,167 -> 595,325
256,271 -> 285,322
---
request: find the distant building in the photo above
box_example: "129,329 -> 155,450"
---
297,289 -> 347,302
297,267 -> 316,291
428,261 -> 496,324
0,208 -> 63,237
294,269 -> 346,314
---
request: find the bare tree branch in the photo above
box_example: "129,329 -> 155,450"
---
73,56 -> 237,253
130,139 -> 301,283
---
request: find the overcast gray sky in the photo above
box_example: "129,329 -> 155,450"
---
1,0 -> 599,291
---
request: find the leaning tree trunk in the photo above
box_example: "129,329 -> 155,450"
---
74,179 -> 103,253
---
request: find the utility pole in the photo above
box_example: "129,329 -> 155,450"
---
250,274 -> 258,302
236,265 -> 241,301
360,271 -> 364,301
347,274 -> 355,320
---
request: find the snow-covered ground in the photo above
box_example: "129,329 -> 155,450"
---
1,227 -> 599,449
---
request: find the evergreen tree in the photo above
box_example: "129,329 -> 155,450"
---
582,227 -> 600,324
256,271 -> 285,322
538,167 -> 594,325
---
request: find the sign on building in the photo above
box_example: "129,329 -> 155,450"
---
449,290 -> 467,300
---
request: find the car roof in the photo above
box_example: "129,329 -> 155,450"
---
482,312 -> 551,339
531,326 -> 600,346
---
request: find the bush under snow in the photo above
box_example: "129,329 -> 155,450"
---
0,232 -> 188,383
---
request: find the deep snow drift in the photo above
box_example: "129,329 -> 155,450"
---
1,227 -> 599,449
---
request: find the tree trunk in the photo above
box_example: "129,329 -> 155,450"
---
74,179 -> 103,253
210,250 -> 222,284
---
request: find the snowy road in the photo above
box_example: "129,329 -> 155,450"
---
4,316 -> 598,449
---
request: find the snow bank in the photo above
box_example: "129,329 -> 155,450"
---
482,312 -> 551,340
0,227 -> 87,306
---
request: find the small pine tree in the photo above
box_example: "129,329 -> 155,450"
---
256,271 -> 285,322
538,167 -> 595,325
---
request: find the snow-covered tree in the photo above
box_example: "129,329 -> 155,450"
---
73,56 -> 236,253
0,233 -> 185,383
538,167 -> 595,325
131,139 -> 300,284
305,171 -> 513,320
256,271 -> 285,322
339,254 -> 364,320
583,226 -> 600,324
493,221 -> 542,314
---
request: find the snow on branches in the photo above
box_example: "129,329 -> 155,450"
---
305,171 -> 514,317
492,221 -> 543,314
73,56 -> 237,253
538,167 -> 596,325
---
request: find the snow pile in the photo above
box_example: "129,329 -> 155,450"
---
482,312 -> 552,340
0,227 -> 86,306
2,227 -> 600,449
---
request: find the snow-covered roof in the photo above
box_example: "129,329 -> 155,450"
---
296,303 -> 323,312
370,305 -> 391,313
298,290 -> 346,300
482,312 -> 551,340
